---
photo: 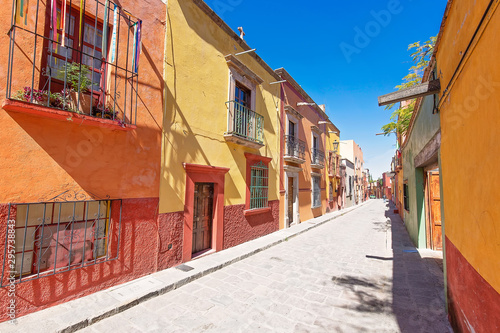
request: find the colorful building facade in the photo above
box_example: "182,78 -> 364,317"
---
161,0 -> 282,262
275,68 -> 331,228
0,0 -> 167,321
435,0 -> 500,331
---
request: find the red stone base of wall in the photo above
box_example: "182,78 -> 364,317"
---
446,237 -> 500,332
223,200 -> 279,249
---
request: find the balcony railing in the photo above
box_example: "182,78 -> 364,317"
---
5,0 -> 140,126
311,148 -> 325,168
284,135 -> 305,162
225,101 -> 264,148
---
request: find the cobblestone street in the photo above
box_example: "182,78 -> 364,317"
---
79,200 -> 452,332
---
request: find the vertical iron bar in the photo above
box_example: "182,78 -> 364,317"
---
94,201 -> 101,263
134,73 -> 138,125
36,203 -> 47,278
123,20 -> 131,123
19,204 -> 30,281
6,0 -> 17,99
104,201 -> 112,258
112,10 -> 120,121
67,202 -> 76,270
62,0 -> 74,111
81,202 -> 89,267
76,0 -> 87,113
90,0 -> 99,116
29,0 -> 42,103
1,204 -> 12,287
52,203 -> 62,274
114,200 -> 122,260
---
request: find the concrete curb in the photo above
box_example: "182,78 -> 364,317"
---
1,201 -> 373,333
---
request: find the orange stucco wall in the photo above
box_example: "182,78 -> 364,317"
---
0,0 -> 165,203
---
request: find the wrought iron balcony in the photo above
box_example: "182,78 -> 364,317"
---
224,101 -> 264,149
4,0 -> 140,128
311,148 -> 325,169
284,135 -> 306,164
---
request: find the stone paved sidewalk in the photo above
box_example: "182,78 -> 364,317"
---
78,200 -> 453,332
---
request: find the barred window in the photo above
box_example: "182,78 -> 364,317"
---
312,176 -> 321,207
250,161 -> 269,209
2,200 -> 121,286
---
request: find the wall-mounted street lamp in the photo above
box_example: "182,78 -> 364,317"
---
332,140 -> 339,153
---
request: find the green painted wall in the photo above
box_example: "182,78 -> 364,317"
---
402,94 -> 440,248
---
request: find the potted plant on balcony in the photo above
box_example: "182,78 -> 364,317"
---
58,62 -> 94,115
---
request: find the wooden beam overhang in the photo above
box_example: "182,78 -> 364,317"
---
378,79 -> 441,106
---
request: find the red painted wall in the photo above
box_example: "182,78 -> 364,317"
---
223,200 -> 279,249
446,237 -> 500,333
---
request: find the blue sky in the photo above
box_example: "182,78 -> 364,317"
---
205,0 -> 447,179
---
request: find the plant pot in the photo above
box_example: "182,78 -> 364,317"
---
70,91 -> 94,115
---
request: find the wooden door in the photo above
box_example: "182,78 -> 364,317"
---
192,183 -> 214,254
427,172 -> 442,250
288,177 -> 294,226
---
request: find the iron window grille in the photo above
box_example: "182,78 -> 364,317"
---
403,183 -> 410,211
284,135 -> 306,160
1,199 -> 122,287
6,0 -> 141,125
312,175 -> 321,207
250,161 -> 269,209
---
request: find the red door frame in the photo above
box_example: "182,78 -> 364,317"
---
182,163 -> 229,262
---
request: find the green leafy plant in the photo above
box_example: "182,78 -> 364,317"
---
58,62 -> 92,93
381,36 -> 436,136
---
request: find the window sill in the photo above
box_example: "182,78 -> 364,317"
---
243,207 -> 271,216
311,205 -> 322,209
2,99 -> 136,131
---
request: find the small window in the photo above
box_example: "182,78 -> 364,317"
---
312,175 -> 321,207
250,161 -> 269,209
403,183 -> 410,211
329,182 -> 334,202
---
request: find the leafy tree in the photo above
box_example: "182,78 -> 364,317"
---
381,36 -> 437,136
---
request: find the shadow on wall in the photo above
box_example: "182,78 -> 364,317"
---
5,43 -> 164,201
0,198 -> 163,322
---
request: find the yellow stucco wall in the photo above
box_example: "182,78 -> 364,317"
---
160,0 -> 281,214
437,0 -> 500,293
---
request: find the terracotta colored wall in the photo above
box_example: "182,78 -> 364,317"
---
436,1 -> 500,331
0,0 -> 166,203
0,0 -> 167,321
223,201 -> 279,249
